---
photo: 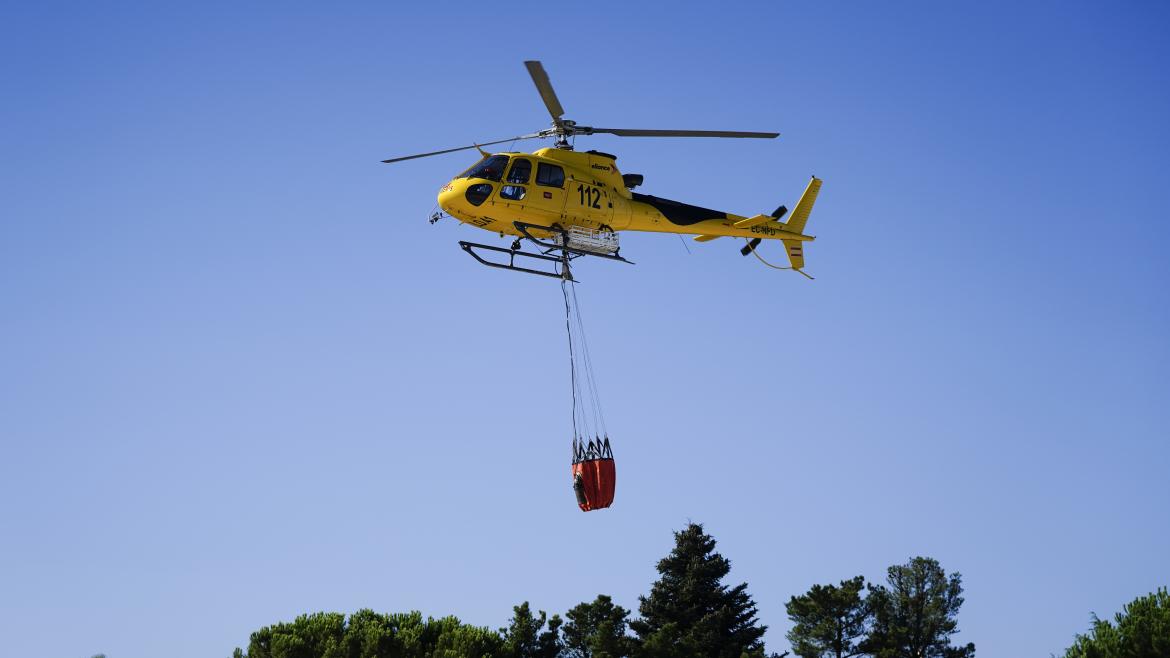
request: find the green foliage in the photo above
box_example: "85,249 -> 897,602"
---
785,576 -> 869,658
230,530 -> 974,658
562,594 -> 637,658
865,557 -> 974,658
237,609 -> 504,658
500,602 -> 563,658
245,611 -> 347,658
630,523 -> 768,658
636,622 -> 696,657
1062,587 -> 1170,658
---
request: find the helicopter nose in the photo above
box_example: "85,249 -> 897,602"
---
437,179 -> 464,214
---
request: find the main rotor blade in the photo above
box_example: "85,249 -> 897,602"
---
589,128 -> 779,139
524,60 -> 565,123
381,134 -> 542,164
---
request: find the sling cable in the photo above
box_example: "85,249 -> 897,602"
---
560,279 -> 615,511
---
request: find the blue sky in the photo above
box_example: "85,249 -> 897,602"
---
1,2 -> 1168,657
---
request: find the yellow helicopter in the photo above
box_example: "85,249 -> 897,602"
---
383,61 -> 821,281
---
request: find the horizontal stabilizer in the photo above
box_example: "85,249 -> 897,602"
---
733,214 -> 773,229
693,234 -> 722,242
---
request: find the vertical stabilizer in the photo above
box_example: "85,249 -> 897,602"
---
784,176 -> 822,235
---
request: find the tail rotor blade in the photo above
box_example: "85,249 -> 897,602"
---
741,237 -> 762,256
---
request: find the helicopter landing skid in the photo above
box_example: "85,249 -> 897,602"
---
459,241 -> 576,281
458,222 -> 634,282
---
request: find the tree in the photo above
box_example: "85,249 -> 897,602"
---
1062,587 -> 1170,658
786,576 -> 869,658
562,594 -> 637,658
501,601 -> 563,658
631,523 -> 769,658
865,557 -> 974,658
237,609 -> 504,658
425,614 -> 510,658
243,611 -> 347,658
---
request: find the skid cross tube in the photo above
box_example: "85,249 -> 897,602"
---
459,241 -> 574,281
513,221 -> 634,264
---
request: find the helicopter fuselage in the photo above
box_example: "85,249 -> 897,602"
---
436,147 -> 814,247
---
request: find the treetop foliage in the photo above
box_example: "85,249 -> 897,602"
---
562,595 -> 636,658
233,523 -> 776,658
785,557 -> 974,658
240,610 -> 505,658
785,575 -> 868,658
1062,587 -> 1170,658
231,528 -> 1010,658
866,557 -> 974,658
500,602 -> 562,658
630,523 -> 768,658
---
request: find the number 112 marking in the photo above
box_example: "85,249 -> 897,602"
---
576,184 -> 601,209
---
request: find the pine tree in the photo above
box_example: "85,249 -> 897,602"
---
1062,587 -> 1170,658
631,523 -> 768,658
501,602 -> 563,658
563,594 -> 637,658
865,557 -> 974,658
786,576 -> 869,658
238,610 -> 505,658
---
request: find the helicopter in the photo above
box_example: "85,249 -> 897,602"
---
383,61 -> 822,281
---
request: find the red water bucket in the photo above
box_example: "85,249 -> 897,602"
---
572,457 -> 615,511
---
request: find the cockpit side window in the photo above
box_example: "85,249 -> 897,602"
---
461,155 -> 509,182
536,163 -> 565,188
506,158 -> 532,184
500,185 -> 526,201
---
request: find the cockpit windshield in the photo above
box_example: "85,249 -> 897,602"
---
458,154 -> 509,182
